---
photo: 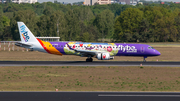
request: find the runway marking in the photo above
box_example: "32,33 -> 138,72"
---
98,94 -> 180,97
1,61 -> 180,67
1,65 -> 180,67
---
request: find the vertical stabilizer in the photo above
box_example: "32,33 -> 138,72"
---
17,22 -> 38,43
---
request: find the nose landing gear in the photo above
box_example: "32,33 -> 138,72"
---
143,56 -> 147,62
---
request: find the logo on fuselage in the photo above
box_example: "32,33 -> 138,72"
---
20,25 -> 30,42
118,45 -> 137,53
141,46 -> 145,53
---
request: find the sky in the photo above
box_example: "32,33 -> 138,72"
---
38,0 -> 180,3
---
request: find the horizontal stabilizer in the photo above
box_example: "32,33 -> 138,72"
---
15,42 -> 32,47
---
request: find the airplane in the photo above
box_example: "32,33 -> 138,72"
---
15,22 -> 161,62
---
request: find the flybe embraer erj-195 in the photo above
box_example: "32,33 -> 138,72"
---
15,22 -> 161,62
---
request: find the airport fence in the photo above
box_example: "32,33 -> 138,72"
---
0,41 -> 29,52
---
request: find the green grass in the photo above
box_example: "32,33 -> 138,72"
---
0,66 -> 180,91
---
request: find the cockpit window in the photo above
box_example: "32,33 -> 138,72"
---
148,46 -> 154,49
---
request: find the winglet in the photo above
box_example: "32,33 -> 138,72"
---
66,43 -> 75,50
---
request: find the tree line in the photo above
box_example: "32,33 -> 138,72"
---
0,2 -> 180,42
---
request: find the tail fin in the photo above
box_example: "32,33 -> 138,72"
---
17,22 -> 38,43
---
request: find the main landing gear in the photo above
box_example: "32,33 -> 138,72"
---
86,57 -> 93,62
143,56 -> 147,62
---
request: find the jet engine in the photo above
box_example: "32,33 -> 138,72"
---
96,53 -> 114,60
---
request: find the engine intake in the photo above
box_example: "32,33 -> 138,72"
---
97,53 -> 114,60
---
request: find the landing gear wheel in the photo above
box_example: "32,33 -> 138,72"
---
86,58 -> 93,62
143,59 -> 146,62
143,56 -> 147,62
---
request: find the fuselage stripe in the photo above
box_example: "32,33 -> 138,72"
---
36,38 -> 51,54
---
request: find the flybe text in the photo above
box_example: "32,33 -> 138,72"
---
20,25 -> 30,42
118,45 -> 137,53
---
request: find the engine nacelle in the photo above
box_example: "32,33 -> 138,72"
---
97,53 -> 114,60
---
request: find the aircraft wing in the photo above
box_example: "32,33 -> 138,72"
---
75,49 -> 98,57
15,42 -> 32,47
66,43 -> 100,57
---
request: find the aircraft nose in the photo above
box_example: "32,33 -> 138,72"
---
155,50 -> 161,56
157,51 -> 161,56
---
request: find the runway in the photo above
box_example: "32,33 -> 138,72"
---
0,91 -> 180,101
0,61 -> 180,66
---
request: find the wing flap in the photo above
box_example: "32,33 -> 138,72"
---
76,50 -> 97,56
